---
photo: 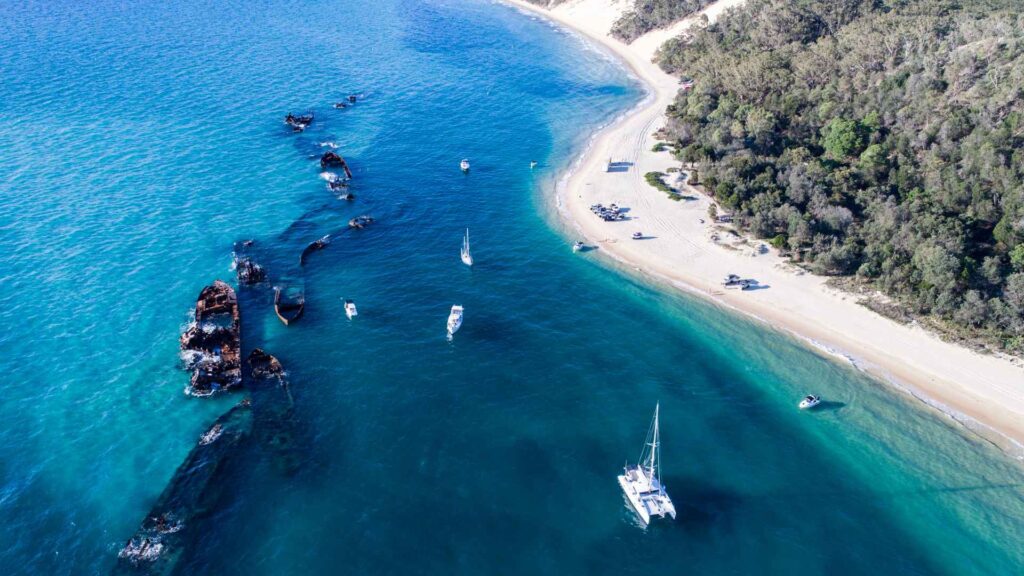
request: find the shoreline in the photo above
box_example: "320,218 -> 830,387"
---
503,0 -> 1024,455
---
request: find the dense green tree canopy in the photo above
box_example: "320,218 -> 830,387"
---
656,0 -> 1024,352
611,0 -> 716,41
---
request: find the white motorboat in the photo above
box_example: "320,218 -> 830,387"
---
461,228 -> 474,266
799,395 -> 821,410
460,158 -> 470,172
573,241 -> 584,253
447,305 -> 464,339
618,403 -> 676,526
344,299 -> 358,320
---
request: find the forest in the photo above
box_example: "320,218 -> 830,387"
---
654,0 -> 1024,352
611,1 -> 716,40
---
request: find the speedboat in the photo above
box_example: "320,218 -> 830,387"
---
530,160 -> 538,169
573,241 -> 584,253
460,159 -> 470,173
618,403 -> 676,526
344,299 -> 358,320
447,305 -> 463,340
632,232 -> 643,240
799,395 -> 821,410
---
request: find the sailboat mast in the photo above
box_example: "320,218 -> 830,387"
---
647,403 -> 660,482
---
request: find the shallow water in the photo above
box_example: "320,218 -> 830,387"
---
0,0 -> 1022,574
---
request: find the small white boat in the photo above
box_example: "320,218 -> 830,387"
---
618,403 -> 676,526
460,159 -> 470,172
573,241 -> 584,253
632,232 -> 643,240
799,395 -> 821,410
461,228 -> 474,266
344,299 -> 358,320
530,160 -> 538,169
447,305 -> 464,340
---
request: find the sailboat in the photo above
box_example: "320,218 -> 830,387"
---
618,403 -> 676,525
461,228 -> 473,266
447,305 -> 463,341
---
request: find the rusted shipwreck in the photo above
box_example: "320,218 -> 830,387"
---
113,400 -> 253,575
233,240 -> 266,285
274,286 -> 305,326
234,256 -> 266,285
299,234 -> 330,266
179,281 -> 241,395
348,215 -> 374,229
114,348 -> 301,573
320,151 -> 353,179
284,112 -> 314,132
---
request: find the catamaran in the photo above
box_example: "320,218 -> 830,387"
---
461,228 -> 474,266
618,403 -> 676,526
447,305 -> 463,340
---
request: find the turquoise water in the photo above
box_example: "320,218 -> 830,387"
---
1,0 -> 1023,573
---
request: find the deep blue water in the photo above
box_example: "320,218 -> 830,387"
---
1,0 -> 1022,574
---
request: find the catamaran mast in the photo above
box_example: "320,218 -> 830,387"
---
646,403 -> 660,482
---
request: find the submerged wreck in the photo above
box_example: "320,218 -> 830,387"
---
274,286 -> 305,326
233,240 -> 266,285
319,151 -> 353,178
348,215 -> 374,229
299,234 -> 330,266
179,281 -> 241,395
234,256 -> 266,285
326,174 -> 349,192
247,349 -> 299,474
113,350 -> 302,572
113,401 -> 253,575
284,112 -> 314,132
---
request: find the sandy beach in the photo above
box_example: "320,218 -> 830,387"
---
506,0 -> 1024,452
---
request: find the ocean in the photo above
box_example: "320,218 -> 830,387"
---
0,0 -> 1022,573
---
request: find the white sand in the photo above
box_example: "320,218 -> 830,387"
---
505,0 -> 1024,450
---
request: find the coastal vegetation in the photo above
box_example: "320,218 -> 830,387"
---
655,0 -> 1024,353
644,170 -> 681,199
612,0 -> 716,41
523,0 -> 715,42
